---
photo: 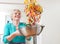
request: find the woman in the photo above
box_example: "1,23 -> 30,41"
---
3,9 -> 31,44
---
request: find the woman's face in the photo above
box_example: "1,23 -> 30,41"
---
12,10 -> 21,21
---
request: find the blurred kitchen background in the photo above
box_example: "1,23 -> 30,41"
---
0,0 -> 60,44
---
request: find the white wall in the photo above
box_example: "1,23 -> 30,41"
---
0,0 -> 24,3
0,0 -> 60,44
37,0 -> 60,44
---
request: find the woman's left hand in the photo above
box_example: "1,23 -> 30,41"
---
26,36 -> 31,40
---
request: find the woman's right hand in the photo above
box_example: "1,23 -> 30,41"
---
7,30 -> 21,41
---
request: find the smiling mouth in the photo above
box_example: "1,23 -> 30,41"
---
15,16 -> 20,18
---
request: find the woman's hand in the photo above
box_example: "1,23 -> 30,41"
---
26,36 -> 31,40
7,27 -> 22,41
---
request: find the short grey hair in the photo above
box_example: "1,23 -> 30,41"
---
11,9 -> 21,20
